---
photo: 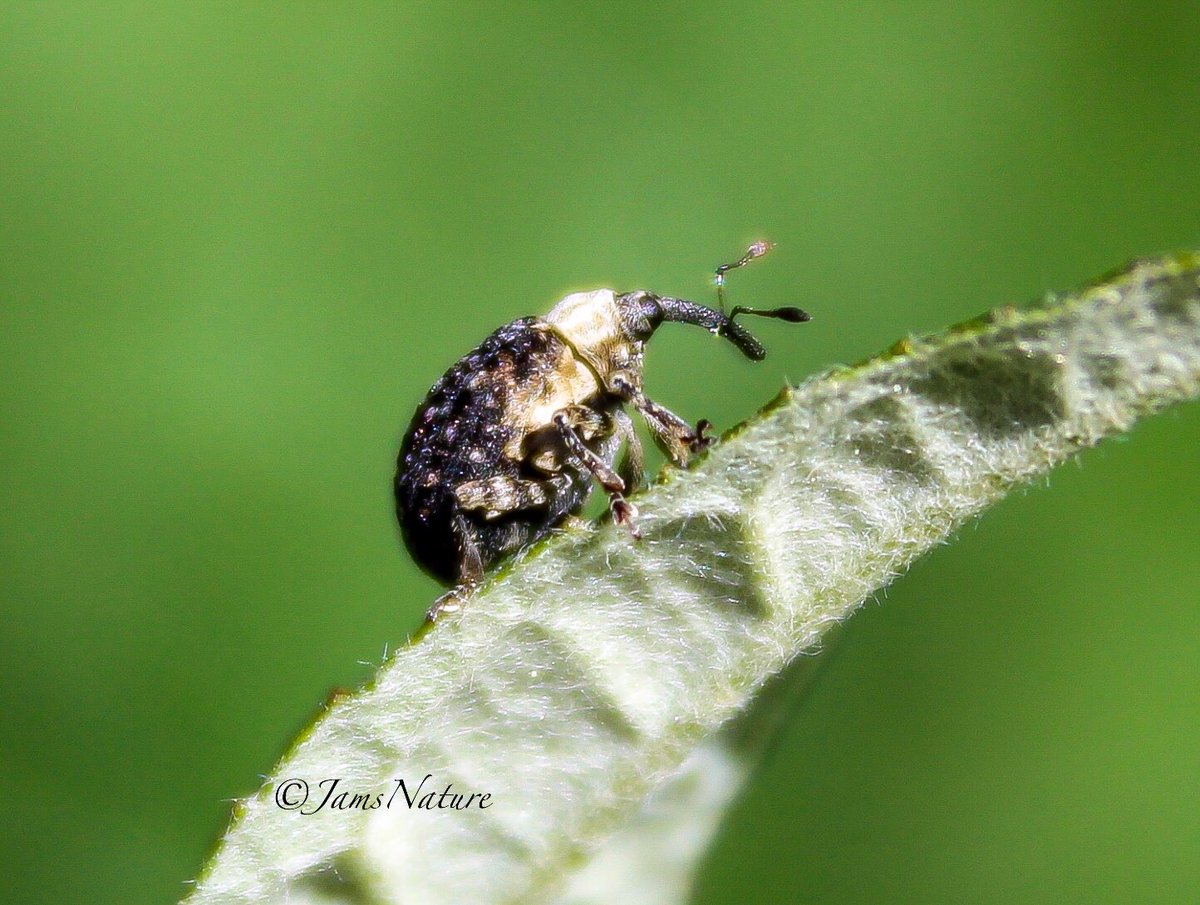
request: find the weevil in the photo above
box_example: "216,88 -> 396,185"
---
395,243 -> 808,620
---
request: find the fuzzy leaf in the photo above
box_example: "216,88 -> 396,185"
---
186,253 -> 1200,905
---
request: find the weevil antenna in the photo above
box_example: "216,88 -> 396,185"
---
714,241 -> 811,333
729,304 -> 811,325
714,240 -> 774,314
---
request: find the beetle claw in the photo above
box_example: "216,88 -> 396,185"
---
611,495 -> 642,539
688,419 -> 715,453
426,587 -> 468,623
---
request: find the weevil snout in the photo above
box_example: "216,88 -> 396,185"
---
618,292 -> 809,361
616,242 -> 809,360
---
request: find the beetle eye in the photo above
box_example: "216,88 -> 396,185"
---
617,290 -> 663,341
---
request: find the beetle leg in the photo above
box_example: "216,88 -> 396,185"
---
609,373 -> 712,465
454,512 -> 485,585
611,407 -> 645,494
564,403 -> 610,441
552,409 -> 641,538
426,513 -> 485,623
527,404 -> 609,474
553,410 -> 624,491
555,404 -> 641,491
454,475 -> 549,519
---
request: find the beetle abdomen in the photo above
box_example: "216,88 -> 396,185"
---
395,317 -> 575,583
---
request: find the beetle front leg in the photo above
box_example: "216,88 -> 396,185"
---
552,410 -> 641,538
609,373 -> 713,465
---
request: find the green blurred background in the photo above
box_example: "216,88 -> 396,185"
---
2,3 -> 1198,903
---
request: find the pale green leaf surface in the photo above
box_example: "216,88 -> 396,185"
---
186,254 -> 1200,905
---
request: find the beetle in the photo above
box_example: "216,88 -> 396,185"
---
394,243 -> 808,620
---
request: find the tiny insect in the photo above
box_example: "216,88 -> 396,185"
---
395,242 -> 809,621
